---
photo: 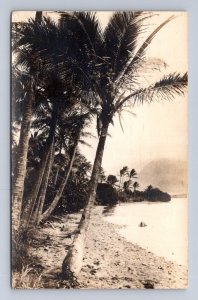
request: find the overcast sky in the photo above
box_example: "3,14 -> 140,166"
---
12,11 -> 188,176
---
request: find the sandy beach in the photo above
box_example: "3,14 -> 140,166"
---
16,206 -> 187,289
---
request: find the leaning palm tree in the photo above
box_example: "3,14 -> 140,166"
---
129,168 -> 137,180
12,11 -> 43,232
62,11 -> 188,279
13,13 -> 99,233
39,112 -> 92,224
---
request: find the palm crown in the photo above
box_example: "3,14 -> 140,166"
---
59,12 -> 188,134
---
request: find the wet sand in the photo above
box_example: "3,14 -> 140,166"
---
28,206 -> 187,289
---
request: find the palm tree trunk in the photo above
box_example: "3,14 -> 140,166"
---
12,80 -> 34,232
54,166 -> 59,186
20,107 -> 58,230
31,143 -> 55,226
62,121 -> 109,279
40,131 -> 81,223
20,142 -> 52,229
119,175 -> 122,190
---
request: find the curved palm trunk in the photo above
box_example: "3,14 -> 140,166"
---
119,175 -> 122,190
20,105 -> 58,230
12,11 -> 43,233
54,166 -> 59,186
41,131 -> 80,223
12,81 -> 34,232
31,143 -> 55,226
20,143 -> 52,229
62,121 -> 109,279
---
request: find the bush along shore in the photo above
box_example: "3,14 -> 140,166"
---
96,183 -> 171,206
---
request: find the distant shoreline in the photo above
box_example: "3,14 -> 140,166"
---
171,194 -> 187,198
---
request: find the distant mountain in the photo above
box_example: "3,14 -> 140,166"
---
139,159 -> 187,194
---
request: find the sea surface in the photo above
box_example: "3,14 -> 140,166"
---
103,198 -> 188,266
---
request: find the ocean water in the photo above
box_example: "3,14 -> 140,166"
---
103,198 -> 188,266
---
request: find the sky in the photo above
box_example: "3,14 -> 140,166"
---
12,11 -> 188,177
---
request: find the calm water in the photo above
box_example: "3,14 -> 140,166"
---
104,198 -> 188,266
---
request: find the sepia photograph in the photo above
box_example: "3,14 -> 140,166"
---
11,10 -> 188,289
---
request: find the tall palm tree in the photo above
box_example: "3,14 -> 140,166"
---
62,11 -> 188,279
39,113 -> 91,223
12,11 -> 43,232
14,14 -> 98,232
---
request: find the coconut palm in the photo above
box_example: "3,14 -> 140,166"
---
133,181 -> 139,192
123,179 -> 132,193
13,13 -> 99,232
62,11 -> 188,279
12,11 -> 43,232
145,185 -> 153,192
123,168 -> 138,191
129,168 -> 137,179
39,113 -> 91,224
119,166 -> 129,189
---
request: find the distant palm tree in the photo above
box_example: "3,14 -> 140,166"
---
119,166 -> 129,189
129,169 -> 137,180
133,181 -> 140,192
145,185 -> 153,192
123,179 -> 132,192
62,11 -> 188,279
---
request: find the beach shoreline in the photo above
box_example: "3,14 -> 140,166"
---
14,206 -> 187,289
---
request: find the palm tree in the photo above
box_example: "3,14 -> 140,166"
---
123,180 -> 132,193
13,13 -> 99,232
123,168 -> 138,192
129,168 -> 137,180
133,181 -> 139,192
119,166 -> 129,189
12,11 -> 43,232
39,113 -> 91,224
62,12 -> 188,279
145,185 -> 153,192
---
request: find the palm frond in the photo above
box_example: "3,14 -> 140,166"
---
116,72 -> 188,110
79,140 -> 92,148
104,11 -> 145,78
116,15 -> 175,88
117,109 -> 125,133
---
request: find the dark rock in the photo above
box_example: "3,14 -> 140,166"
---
139,222 -> 147,227
90,269 -> 97,275
143,280 -> 155,289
